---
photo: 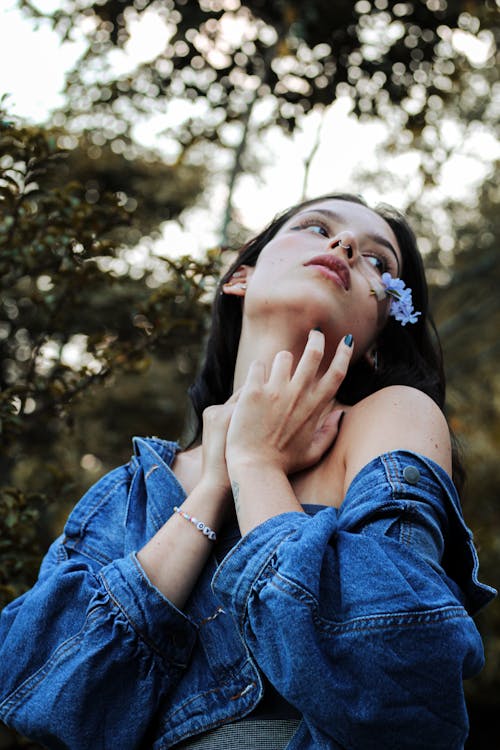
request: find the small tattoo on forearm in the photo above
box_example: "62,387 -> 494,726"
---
231,480 -> 240,512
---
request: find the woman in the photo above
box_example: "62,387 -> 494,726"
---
0,193 -> 495,749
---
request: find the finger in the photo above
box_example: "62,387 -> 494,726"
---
202,406 -> 225,441
324,408 -> 345,435
203,394 -> 239,432
315,397 -> 340,428
317,334 -> 354,401
225,387 -> 242,405
268,349 -> 293,389
244,359 -> 266,389
202,403 -> 231,429
307,409 -> 345,462
291,329 -> 325,388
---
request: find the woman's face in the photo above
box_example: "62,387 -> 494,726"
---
243,198 -> 403,357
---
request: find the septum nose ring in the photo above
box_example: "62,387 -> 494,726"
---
337,239 -> 353,259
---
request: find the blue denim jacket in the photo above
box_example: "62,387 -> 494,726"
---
0,437 -> 495,749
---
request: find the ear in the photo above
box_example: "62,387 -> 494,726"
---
221,264 -> 254,297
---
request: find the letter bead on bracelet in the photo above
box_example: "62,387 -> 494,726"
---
173,506 -> 217,541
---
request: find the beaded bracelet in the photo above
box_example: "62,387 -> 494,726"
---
173,506 -> 217,541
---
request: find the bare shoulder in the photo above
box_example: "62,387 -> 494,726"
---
338,385 -> 452,493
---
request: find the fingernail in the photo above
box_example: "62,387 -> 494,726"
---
344,334 -> 353,347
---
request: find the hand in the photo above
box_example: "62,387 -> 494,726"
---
199,390 -> 240,495
226,331 -> 352,475
224,332 -> 352,535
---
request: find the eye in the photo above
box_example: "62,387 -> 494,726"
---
363,253 -> 387,274
291,217 -> 330,237
307,224 -> 329,237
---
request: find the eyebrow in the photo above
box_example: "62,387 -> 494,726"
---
301,208 -> 401,274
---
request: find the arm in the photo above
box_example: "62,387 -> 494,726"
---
226,330 -> 350,534
217,352 -> 493,747
337,383 -> 453,490
136,394 -> 238,608
0,465 -> 196,749
213,448 -> 488,748
0,406 -> 235,748
0,464 -> 201,749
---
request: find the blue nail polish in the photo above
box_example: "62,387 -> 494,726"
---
344,334 -> 353,347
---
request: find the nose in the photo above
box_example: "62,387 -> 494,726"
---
329,231 -> 356,261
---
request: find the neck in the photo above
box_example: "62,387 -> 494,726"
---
232,315 -> 313,391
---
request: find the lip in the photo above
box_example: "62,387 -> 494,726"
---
304,254 -> 350,291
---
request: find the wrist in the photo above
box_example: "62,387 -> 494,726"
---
227,458 -> 302,536
226,450 -> 285,476
180,479 -> 233,530
196,474 -> 232,502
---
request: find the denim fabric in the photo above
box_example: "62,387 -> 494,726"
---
174,718 -> 301,748
0,437 -> 495,750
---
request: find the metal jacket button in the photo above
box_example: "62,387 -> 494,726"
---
403,466 -> 420,485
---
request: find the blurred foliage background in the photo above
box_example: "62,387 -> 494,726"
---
0,0 -> 499,747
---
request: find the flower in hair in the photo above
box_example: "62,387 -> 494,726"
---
372,273 -> 421,326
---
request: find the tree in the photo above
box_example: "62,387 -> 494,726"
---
3,0 -> 499,744
0,112 -> 215,608
15,0 -> 499,239
431,167 -> 500,722
349,111 -> 500,743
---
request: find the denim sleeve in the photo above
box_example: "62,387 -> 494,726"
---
212,452 -> 493,750
0,465 -> 197,750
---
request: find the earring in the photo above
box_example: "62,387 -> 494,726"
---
220,280 -> 247,295
373,350 -> 378,372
